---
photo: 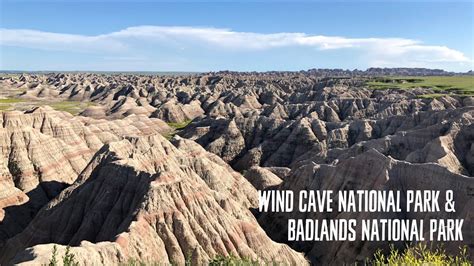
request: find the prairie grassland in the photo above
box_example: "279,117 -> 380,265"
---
49,101 -> 96,115
0,97 -> 25,110
367,76 -> 474,96
0,98 -> 95,114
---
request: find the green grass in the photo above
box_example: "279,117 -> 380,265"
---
209,255 -> 260,266
0,97 -> 25,111
163,119 -> 193,140
416,93 -> 447,99
366,76 -> 474,96
369,243 -> 471,265
167,120 -> 192,130
118,254 -> 264,266
43,241 -> 470,266
0,98 -> 95,114
120,259 -> 160,266
49,101 -> 95,115
0,98 -> 25,104
0,105 -> 12,111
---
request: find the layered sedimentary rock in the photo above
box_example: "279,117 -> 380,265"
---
0,135 -> 307,265
243,166 -> 283,190
6,72 -> 464,123
258,149 -> 474,264
0,107 -> 171,247
1,71 -> 473,265
181,92 -> 473,177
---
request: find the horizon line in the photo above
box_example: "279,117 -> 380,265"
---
1,67 -> 473,74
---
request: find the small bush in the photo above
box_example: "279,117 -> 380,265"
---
371,243 -> 471,265
121,258 -> 149,266
209,254 -> 260,266
47,245 -> 79,266
48,245 -> 58,266
63,246 -> 79,266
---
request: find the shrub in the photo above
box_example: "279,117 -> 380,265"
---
63,246 -> 79,266
47,245 -> 79,266
209,255 -> 260,266
371,243 -> 471,265
48,245 -> 58,266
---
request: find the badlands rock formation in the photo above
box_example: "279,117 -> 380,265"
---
0,107 -> 171,248
0,71 -> 473,264
1,134 -> 306,265
258,149 -> 473,264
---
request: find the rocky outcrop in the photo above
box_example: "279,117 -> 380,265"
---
4,72 -> 468,124
243,166 -> 282,190
0,107 -> 171,247
182,106 -> 473,176
258,149 -> 474,264
0,135 -> 307,265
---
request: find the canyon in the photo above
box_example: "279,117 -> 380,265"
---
0,70 -> 472,264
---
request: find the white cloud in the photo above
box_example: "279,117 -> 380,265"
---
0,25 -> 471,68
0,29 -> 126,52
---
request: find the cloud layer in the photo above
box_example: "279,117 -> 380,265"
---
1,25 -> 471,70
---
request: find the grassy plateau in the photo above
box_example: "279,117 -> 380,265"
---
366,76 -> 474,97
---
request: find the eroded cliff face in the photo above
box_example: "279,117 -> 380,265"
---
0,107 -> 171,248
0,72 -> 473,265
0,134 -> 307,265
258,149 -> 473,264
179,85 -> 473,176
0,103 -> 308,265
3,73 -> 468,123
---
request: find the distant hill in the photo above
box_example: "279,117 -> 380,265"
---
210,68 -> 472,77
1,68 -> 472,77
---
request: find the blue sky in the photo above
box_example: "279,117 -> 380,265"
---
0,1 -> 473,72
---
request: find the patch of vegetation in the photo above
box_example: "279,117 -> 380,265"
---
167,119 -> 192,130
62,246 -> 79,266
120,259 -> 149,266
163,119 -> 192,140
48,245 -> 58,266
0,98 -> 25,104
0,105 -> 12,111
118,254 -> 265,266
369,243 -> 471,265
366,76 -> 474,96
120,250 -> 194,266
162,133 -> 175,141
416,93 -> 447,99
48,245 -> 79,266
0,97 -> 25,111
209,255 -> 260,266
0,97 -> 96,114
49,101 -> 95,115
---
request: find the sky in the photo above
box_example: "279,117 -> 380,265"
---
0,0 -> 473,72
